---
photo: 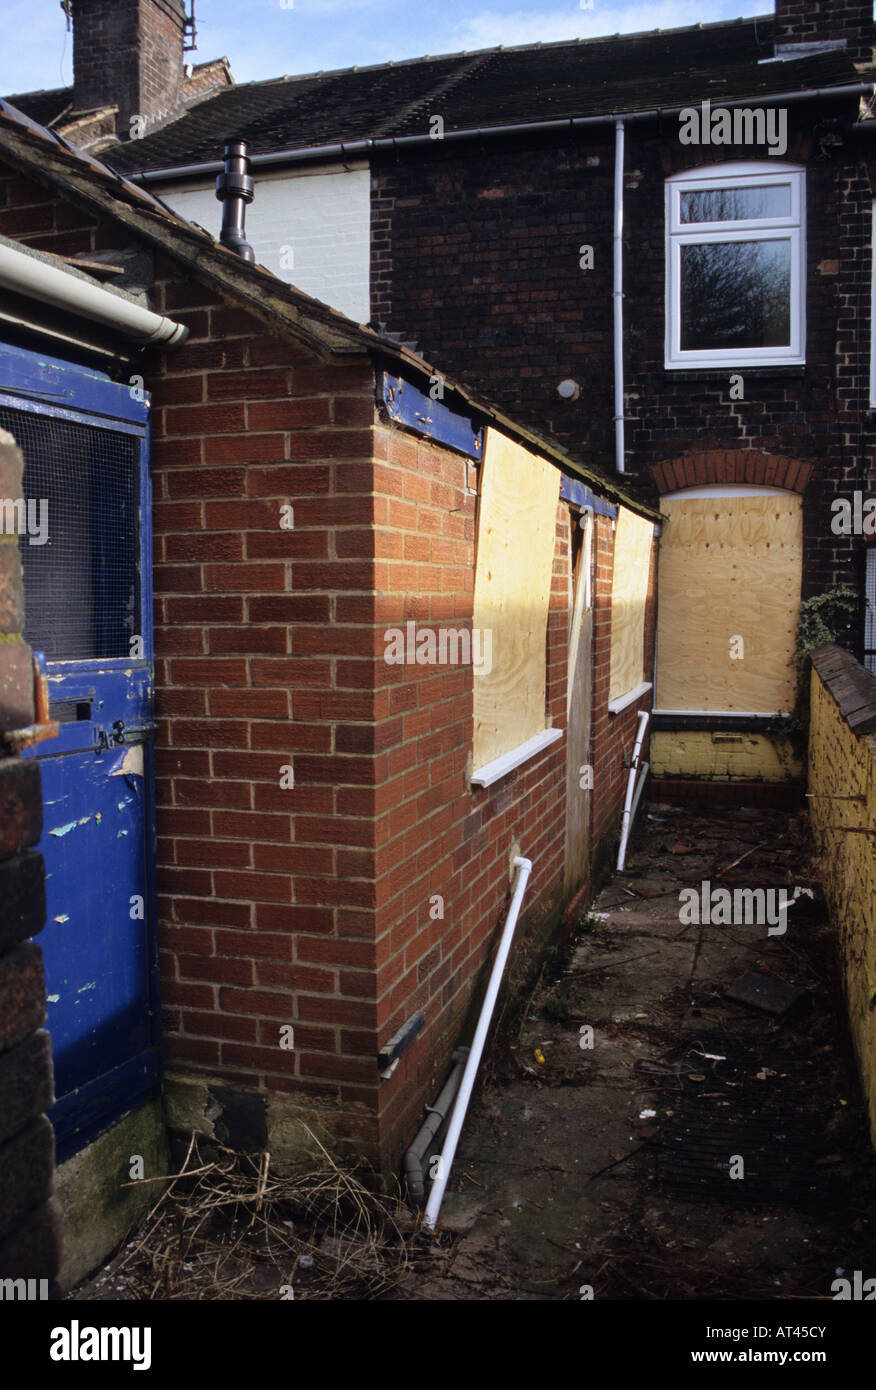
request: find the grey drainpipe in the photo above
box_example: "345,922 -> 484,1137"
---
403,1047 -> 469,1207
126,83 -> 876,183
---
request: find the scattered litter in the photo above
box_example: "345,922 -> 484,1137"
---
53,915 -> 70,924
298,1255 -> 314,1269
756,1068 -> 777,1081
46,994 -> 60,1004
725,971 -> 808,1019
534,1048 -> 546,1065
639,1109 -> 657,1119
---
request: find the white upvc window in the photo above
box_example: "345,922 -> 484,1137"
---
665,162 -> 806,369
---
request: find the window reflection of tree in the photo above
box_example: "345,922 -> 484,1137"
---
680,239 -> 791,350
680,186 -> 790,224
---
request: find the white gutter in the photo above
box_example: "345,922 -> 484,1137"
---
613,119 -> 625,474
125,83 -> 876,184
0,240 -> 189,346
616,709 -> 649,872
424,855 -> 533,1231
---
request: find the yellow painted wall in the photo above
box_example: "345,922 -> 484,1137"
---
651,729 -> 802,781
809,668 -> 876,1149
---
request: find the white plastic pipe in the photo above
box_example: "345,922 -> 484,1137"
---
616,709 -> 649,872
613,118 -> 625,473
423,855 -> 533,1230
0,240 -> 189,346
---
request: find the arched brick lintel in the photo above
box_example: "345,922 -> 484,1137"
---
650,450 -> 811,496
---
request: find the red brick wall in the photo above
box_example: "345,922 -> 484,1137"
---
145,264 -> 387,1161
366,425 -> 575,1160
0,163 -> 656,1172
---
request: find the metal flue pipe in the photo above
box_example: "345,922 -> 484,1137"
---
423,855 -> 533,1230
216,140 -> 255,262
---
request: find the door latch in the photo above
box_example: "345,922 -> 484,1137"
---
94,720 -> 127,751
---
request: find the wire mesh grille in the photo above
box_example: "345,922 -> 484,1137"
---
0,405 -> 142,661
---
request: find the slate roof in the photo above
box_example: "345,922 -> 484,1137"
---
4,86 -> 72,128
96,15 -> 869,176
4,60 -> 232,136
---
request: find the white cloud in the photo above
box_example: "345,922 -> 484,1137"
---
449,1 -> 764,51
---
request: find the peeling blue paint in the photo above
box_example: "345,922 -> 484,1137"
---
50,821 -> 78,837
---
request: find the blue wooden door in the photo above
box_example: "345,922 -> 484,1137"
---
2,343 -> 160,1160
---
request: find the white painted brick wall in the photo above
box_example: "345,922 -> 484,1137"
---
156,163 -> 371,324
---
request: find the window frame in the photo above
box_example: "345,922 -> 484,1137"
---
665,162 -> 806,370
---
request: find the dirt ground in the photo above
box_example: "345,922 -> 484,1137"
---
72,798 -> 876,1301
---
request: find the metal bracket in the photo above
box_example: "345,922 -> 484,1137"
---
3,652 -> 58,753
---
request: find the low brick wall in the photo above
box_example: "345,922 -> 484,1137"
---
808,644 -> 876,1149
0,431 -> 61,1294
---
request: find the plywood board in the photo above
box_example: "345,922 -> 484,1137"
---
609,507 -> 653,703
656,493 -> 802,712
472,428 -> 560,770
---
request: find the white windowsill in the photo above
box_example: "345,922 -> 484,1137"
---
608,682 -> 652,715
470,727 -> 564,788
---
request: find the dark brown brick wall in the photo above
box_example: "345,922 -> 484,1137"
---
775,0 -> 875,61
371,108 -> 876,625
72,0 -> 186,139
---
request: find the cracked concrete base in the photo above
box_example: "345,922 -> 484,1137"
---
392,801 -> 876,1301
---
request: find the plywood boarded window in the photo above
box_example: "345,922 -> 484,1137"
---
609,507 -> 654,704
656,487 -> 802,713
472,428 -> 560,770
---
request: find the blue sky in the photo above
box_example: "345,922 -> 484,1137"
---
3,0 -> 767,95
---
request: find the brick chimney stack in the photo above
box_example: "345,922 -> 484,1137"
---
72,0 -> 187,141
774,0 -> 875,64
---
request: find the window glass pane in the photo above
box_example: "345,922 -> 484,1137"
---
680,239 -> 791,350
0,405 -> 141,661
680,185 -> 792,223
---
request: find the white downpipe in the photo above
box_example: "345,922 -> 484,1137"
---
616,709 -> 649,872
613,119 -> 625,473
423,855 -> 533,1231
0,241 -> 189,346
